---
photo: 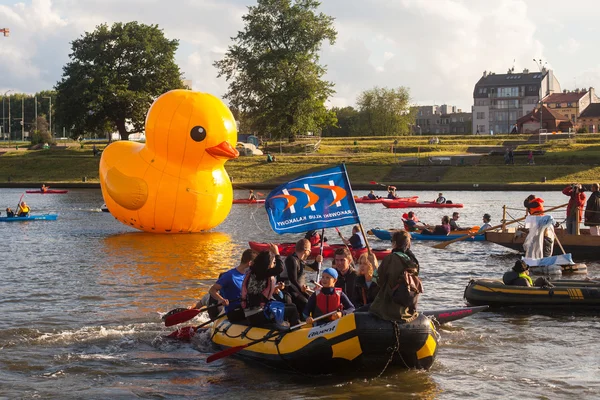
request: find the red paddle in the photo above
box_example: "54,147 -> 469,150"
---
166,313 -> 222,340
206,309 -> 340,363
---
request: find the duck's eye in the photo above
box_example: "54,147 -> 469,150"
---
190,126 -> 207,142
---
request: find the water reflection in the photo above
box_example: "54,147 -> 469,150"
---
99,232 -> 241,313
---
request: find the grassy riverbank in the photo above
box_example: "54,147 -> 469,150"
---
1,133 -> 599,187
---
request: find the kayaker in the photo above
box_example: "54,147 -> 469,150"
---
304,230 -> 326,246
403,211 -> 427,232
562,184 -> 587,234
17,201 -> 30,217
434,193 -> 447,204
475,214 -> 492,234
41,184 -> 49,193
502,260 -> 533,287
524,194 -> 545,215
303,268 -> 354,326
367,190 -> 380,200
333,247 -> 359,306
584,183 -> 600,236
369,230 -> 423,321
342,225 -> 366,249
387,186 -> 399,199
420,216 -> 451,236
5,207 -> 15,217
353,253 -> 379,311
248,190 -> 257,201
200,249 -> 258,323
279,239 -> 323,317
241,245 -> 299,328
449,212 -> 471,231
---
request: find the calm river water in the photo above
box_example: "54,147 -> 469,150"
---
0,188 -> 598,399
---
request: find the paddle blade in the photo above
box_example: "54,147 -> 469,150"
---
207,345 -> 248,363
164,308 -> 202,327
369,181 -> 377,185
433,241 -> 452,250
166,326 -> 197,341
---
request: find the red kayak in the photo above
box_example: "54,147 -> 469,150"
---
382,200 -> 463,208
355,196 -> 418,204
248,241 -> 390,260
233,199 -> 265,204
26,189 -> 68,194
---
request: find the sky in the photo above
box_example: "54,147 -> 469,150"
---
1,0 -> 599,111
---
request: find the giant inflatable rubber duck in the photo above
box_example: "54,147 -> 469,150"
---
99,90 -> 239,233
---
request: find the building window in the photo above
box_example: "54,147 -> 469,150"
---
476,112 -> 485,119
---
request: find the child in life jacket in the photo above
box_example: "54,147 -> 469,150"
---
303,268 -> 355,326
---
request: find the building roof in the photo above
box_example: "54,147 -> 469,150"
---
516,105 -> 570,124
544,91 -> 588,104
579,103 -> 600,118
475,71 -> 546,87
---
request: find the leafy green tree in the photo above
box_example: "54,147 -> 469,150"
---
215,0 -> 338,142
322,106 -> 361,137
55,22 -> 184,140
356,87 -> 415,136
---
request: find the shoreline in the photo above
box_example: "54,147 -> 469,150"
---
0,182 -> 572,191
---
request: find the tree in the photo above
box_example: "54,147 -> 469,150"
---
215,0 -> 338,142
356,87 -> 415,136
30,116 -> 52,145
322,106 -> 361,137
55,22 -> 184,140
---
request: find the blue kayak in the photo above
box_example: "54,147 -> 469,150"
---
0,213 -> 58,222
371,228 -> 484,241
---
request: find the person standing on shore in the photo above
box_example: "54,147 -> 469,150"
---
584,183 -> 600,236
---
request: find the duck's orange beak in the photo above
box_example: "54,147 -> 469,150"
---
206,141 -> 239,160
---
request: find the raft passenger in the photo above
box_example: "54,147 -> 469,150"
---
279,239 -> 322,318
201,249 -> 257,322
303,268 -> 354,326
502,260 -> 532,287
333,247 -> 359,306
369,231 -> 423,321
524,194 -> 545,215
241,245 -> 299,328
353,253 -> 379,310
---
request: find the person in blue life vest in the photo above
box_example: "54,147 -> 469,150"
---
303,268 -> 355,326
367,190 -> 380,200
199,249 -> 257,322
387,186 -> 399,199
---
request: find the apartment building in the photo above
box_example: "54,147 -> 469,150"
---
472,68 -> 561,134
414,105 -> 472,135
542,88 -> 599,126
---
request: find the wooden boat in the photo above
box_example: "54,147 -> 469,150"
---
210,312 -> 438,374
382,200 -> 464,209
464,278 -> 600,309
371,228 -> 482,241
354,196 -> 418,204
248,241 -> 390,260
485,229 -> 600,261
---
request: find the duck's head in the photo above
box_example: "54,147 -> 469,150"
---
144,90 -> 239,168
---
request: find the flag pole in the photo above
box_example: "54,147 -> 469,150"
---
340,163 -> 372,256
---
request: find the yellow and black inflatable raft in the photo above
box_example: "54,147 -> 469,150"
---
464,279 -> 600,309
210,312 -> 438,374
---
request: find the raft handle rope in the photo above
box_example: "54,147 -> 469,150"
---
377,320 -> 409,378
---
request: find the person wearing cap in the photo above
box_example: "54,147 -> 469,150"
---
502,260 -> 533,287
475,213 -> 492,234
303,267 -> 354,326
434,193 -> 447,204
524,194 -> 545,215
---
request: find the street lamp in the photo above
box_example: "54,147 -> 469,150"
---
2,90 -> 12,140
43,96 -> 52,137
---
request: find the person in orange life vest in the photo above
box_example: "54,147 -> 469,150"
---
562,184 -> 587,234
241,244 -> 299,327
303,268 -> 354,326
353,253 -> 379,311
524,194 -> 545,215
332,247 -> 359,305
280,238 -> 323,317
41,184 -> 48,193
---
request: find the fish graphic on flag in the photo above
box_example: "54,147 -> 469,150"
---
265,164 -> 360,234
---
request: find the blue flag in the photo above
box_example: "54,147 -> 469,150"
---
265,164 -> 360,234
